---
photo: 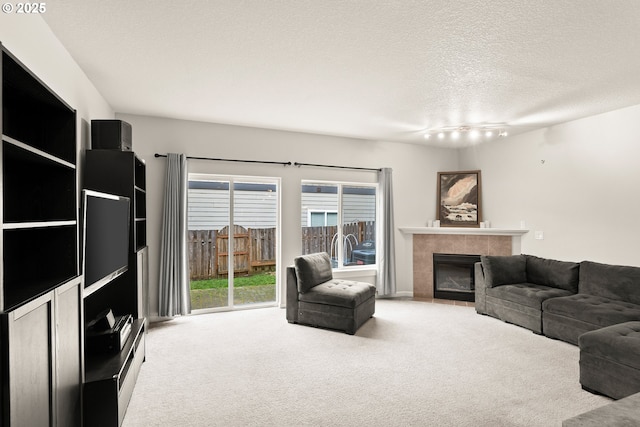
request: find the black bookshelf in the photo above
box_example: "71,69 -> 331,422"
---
1,43 -> 81,426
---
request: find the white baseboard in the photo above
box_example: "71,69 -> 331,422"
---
377,290 -> 413,299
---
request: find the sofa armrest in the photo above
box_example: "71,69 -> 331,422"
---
286,266 -> 299,323
474,262 -> 487,314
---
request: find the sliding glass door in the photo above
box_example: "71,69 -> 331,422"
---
188,174 -> 279,311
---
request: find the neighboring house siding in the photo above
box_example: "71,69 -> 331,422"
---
343,194 -> 376,223
189,184 -> 374,230
188,188 -> 277,230
301,193 -> 375,226
188,189 -> 228,230
301,193 -> 338,225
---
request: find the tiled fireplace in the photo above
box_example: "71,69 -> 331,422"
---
433,253 -> 481,301
400,227 -> 528,300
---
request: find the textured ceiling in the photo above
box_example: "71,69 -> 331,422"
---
42,0 -> 640,147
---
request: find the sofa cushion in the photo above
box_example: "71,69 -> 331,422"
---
298,279 -> 376,308
486,283 -> 572,309
579,321 -> 640,371
579,261 -> 640,305
481,255 -> 527,288
543,294 -> 640,327
294,252 -> 333,293
525,255 -> 579,293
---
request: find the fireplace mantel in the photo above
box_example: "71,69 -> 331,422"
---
399,227 -> 529,237
401,227 -> 528,299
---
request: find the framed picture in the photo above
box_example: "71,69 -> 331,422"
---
437,170 -> 481,227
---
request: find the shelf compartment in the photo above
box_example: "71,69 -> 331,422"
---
135,219 -> 146,250
134,187 -> 146,220
3,140 -> 76,223
2,50 -> 76,164
3,135 -> 75,168
3,225 -> 78,311
84,319 -> 145,381
134,156 -> 145,191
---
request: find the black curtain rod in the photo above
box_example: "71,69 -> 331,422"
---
294,162 -> 381,172
154,153 -> 291,167
154,154 -> 379,171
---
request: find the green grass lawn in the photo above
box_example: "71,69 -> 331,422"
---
190,272 -> 276,309
190,272 -> 276,290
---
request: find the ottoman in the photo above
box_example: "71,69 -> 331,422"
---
579,321 -> 640,399
563,392 -> 640,426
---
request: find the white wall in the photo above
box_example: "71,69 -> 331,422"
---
118,113 -> 458,319
459,104 -> 640,267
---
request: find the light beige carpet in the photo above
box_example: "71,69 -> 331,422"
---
122,299 -> 610,427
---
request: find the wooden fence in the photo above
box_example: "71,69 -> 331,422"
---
343,220 -> 375,243
189,221 -> 374,280
300,225 -> 336,255
301,221 -> 375,260
189,229 -> 216,280
188,225 -> 277,280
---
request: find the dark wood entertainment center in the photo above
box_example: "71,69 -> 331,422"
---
83,148 -> 149,427
1,44 -> 148,426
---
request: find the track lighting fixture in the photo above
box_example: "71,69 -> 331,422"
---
423,125 -> 509,142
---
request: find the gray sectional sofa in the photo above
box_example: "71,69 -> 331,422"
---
475,254 -> 640,404
475,254 -> 579,334
543,261 -> 640,345
475,255 -> 640,344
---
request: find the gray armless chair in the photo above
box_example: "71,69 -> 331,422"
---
286,252 -> 376,335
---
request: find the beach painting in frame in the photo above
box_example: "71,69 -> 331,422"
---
437,170 -> 481,227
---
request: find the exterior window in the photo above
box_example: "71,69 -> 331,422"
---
301,182 -> 377,268
308,211 -> 337,227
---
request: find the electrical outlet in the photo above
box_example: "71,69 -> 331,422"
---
534,231 -> 544,240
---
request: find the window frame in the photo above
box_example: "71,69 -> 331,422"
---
301,180 -> 379,271
187,173 -> 282,312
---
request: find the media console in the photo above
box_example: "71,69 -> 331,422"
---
83,318 -> 146,427
82,131 -> 149,426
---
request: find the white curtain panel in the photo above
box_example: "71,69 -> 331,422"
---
159,153 -> 190,317
377,167 -> 397,296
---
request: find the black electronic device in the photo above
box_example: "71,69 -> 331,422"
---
91,119 -> 132,151
87,308 -> 117,331
86,314 -> 133,354
81,190 -> 130,294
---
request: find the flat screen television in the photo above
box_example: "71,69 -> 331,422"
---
82,189 -> 130,296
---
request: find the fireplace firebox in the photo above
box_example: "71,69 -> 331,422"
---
433,253 -> 481,301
